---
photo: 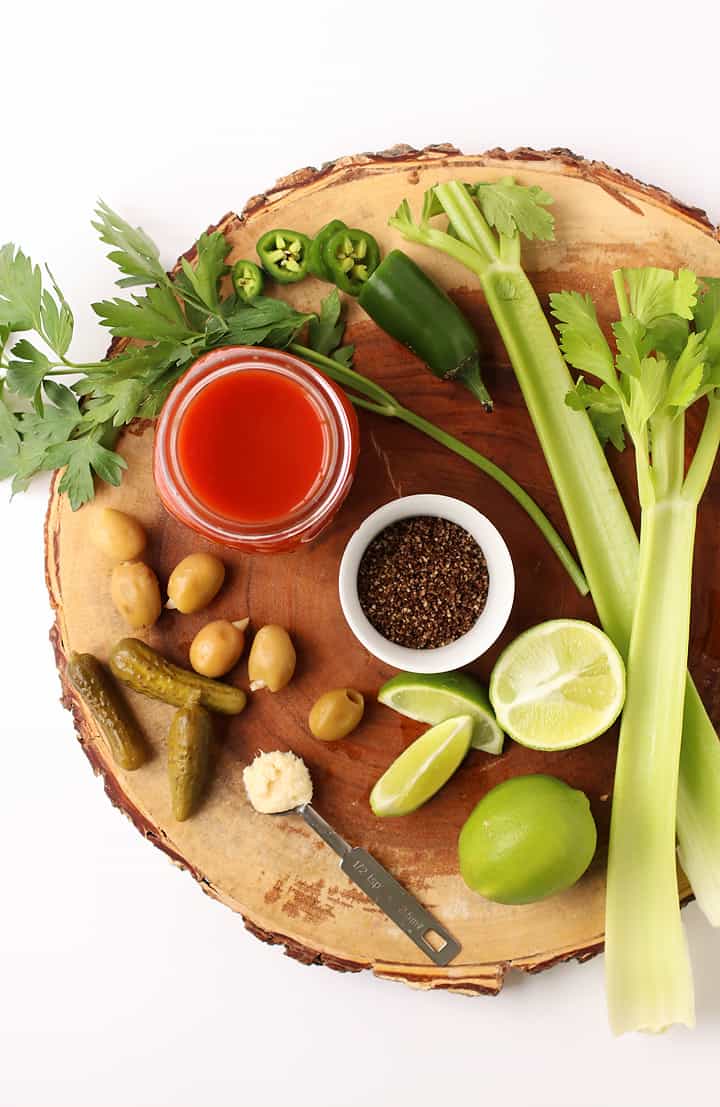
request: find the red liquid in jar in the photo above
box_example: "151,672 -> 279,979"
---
177,369 -> 327,523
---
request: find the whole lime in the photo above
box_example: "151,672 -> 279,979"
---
458,774 -> 597,904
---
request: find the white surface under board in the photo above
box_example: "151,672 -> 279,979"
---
3,2 -> 720,1105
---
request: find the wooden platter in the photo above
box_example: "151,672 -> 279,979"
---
45,146 -> 720,995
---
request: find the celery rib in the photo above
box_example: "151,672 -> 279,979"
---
605,499 -> 697,1033
394,186 -> 720,935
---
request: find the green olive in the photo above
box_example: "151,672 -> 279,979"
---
309,688 -> 365,741
189,618 -> 248,678
91,507 -> 147,562
248,625 -> 296,692
166,553 -> 225,614
111,561 -> 162,629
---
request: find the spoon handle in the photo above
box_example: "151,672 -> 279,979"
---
299,804 -> 351,858
340,847 -> 461,966
299,805 -> 460,966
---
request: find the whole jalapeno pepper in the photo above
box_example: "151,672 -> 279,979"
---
232,259 -> 264,302
322,227 -> 381,296
358,249 -> 492,409
256,229 -> 311,284
307,219 -> 347,281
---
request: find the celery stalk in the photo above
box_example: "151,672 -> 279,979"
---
606,498 -> 697,1033
390,182 -> 720,930
546,268 -> 720,1032
481,266 -> 639,644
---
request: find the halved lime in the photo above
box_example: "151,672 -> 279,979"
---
370,715 -> 473,817
489,619 -> 625,751
378,672 -> 504,755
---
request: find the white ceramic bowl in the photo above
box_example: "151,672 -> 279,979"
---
338,494 -> 515,674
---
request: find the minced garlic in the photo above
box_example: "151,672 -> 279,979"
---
243,750 -> 313,813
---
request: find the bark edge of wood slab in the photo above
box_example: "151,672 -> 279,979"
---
46,144 -> 714,995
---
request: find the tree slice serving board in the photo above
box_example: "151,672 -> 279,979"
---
45,146 -> 720,995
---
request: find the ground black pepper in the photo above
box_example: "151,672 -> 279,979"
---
357,515 -> 489,649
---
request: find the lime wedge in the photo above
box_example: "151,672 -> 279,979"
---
370,715 -> 473,817
489,619 -> 625,751
378,671 -> 504,755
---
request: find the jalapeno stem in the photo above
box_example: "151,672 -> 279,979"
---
291,343 -> 588,595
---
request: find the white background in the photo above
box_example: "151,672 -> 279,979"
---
3,2 -> 720,1104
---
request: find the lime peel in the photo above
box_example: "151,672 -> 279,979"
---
370,715 -> 473,817
378,671 -> 504,755
458,774 -> 598,904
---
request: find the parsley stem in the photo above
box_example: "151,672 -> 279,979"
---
60,359 -> 118,371
350,395 -> 396,416
289,343 -> 397,410
291,344 -> 588,595
395,403 -> 588,595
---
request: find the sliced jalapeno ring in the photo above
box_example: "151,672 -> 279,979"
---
307,219 -> 347,281
232,259 -> 264,302
256,229 -> 312,284
322,228 -> 381,296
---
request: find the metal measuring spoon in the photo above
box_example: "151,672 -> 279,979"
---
273,801 -> 461,967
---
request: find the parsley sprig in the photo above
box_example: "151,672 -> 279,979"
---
0,205 -> 312,508
0,195 -> 588,597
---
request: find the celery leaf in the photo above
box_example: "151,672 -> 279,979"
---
472,178 -> 554,242
566,376 -> 626,451
623,268 -> 697,326
550,291 -> 616,384
647,315 -> 690,361
613,317 -> 649,378
629,356 -> 667,431
665,332 -> 706,409
694,277 -> 720,372
388,200 -> 418,239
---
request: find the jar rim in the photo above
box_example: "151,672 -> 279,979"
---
153,346 -> 359,551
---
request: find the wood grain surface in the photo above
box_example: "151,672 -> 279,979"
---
45,145 -> 720,994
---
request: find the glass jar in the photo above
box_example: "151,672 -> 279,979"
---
153,346 -> 359,552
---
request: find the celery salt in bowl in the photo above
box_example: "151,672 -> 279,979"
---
338,494 -> 515,673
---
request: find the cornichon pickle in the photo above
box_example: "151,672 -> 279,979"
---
168,701 -> 212,821
109,638 -> 247,715
67,652 -> 147,770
